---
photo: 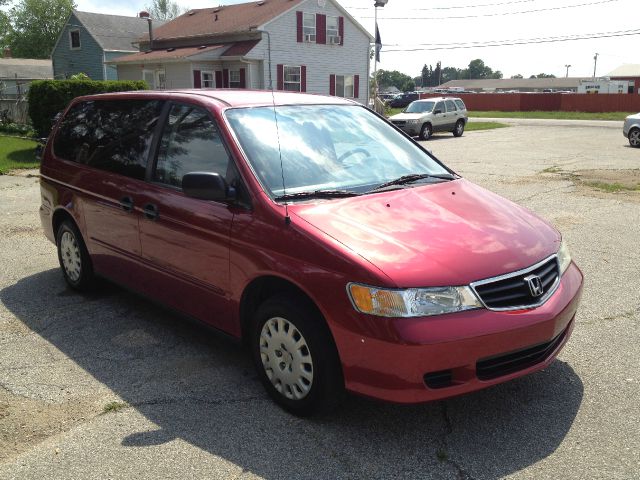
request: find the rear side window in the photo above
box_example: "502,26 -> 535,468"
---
445,100 -> 457,112
455,99 -> 466,110
53,99 -> 163,180
153,104 -> 231,189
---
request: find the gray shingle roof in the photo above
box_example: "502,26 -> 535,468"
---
74,11 -> 166,52
0,58 -> 53,79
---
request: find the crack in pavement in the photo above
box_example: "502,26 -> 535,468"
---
439,402 -> 475,480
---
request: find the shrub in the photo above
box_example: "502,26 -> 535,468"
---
27,79 -> 148,137
0,122 -> 36,137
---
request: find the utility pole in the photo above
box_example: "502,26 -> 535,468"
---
593,53 -> 598,79
565,64 -> 571,78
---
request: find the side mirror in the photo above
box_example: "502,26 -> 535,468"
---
182,172 -> 236,202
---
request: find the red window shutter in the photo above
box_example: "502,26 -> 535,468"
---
239,68 -> 246,88
193,69 -> 201,88
277,64 -> 284,90
316,14 -> 326,44
223,68 -> 229,88
354,74 -> 359,98
296,11 -> 303,43
329,74 -> 335,96
215,71 -> 223,88
338,17 -> 344,45
301,66 -> 307,92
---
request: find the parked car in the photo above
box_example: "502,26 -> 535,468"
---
388,97 -> 468,140
623,112 -> 640,147
40,90 -> 583,416
387,92 -> 419,108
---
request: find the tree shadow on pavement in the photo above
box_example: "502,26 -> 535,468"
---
1,269 -> 584,479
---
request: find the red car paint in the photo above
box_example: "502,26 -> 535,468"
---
40,90 -> 583,404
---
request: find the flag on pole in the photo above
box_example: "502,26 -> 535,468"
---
375,22 -> 382,62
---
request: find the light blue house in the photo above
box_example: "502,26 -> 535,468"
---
51,11 -> 160,80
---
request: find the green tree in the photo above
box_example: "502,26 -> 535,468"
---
375,69 -> 415,92
146,0 -> 186,21
7,0 -> 75,59
0,0 -> 11,52
511,74 -> 524,79
466,59 -> 502,79
530,73 -> 556,78
441,67 -> 460,83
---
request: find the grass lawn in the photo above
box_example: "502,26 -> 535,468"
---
465,121 -> 508,131
469,111 -> 634,121
0,136 -> 40,174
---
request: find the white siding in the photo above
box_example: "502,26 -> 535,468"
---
117,64 -> 142,82
256,0 -> 371,103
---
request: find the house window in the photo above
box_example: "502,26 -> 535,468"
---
229,70 -> 241,88
284,66 -> 301,92
69,29 -> 81,49
143,70 -> 155,88
303,13 -> 316,42
327,16 -> 339,44
335,75 -> 355,98
202,71 -> 214,88
155,70 -> 166,89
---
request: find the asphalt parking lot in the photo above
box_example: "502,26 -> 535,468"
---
1,119 -> 638,479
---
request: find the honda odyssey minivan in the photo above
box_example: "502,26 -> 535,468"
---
40,90 -> 583,415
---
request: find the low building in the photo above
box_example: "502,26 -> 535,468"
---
109,0 -> 372,104
607,64 -> 640,94
51,11 -> 164,80
0,51 -> 53,99
438,78 -> 592,93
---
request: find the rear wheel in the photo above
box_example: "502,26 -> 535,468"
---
251,295 -> 344,416
56,220 -> 94,291
629,128 -> 640,147
453,119 -> 465,137
420,123 -> 432,141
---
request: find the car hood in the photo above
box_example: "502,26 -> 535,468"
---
289,179 -> 560,287
389,112 -> 428,121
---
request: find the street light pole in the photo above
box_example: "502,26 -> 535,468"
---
565,64 -> 571,78
593,53 -> 599,79
373,0 -> 387,104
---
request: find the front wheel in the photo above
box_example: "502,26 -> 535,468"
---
453,119 -> 465,137
251,295 -> 344,416
629,128 -> 640,148
420,123 -> 432,141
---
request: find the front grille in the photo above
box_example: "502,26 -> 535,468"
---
471,256 -> 560,310
391,120 -> 406,127
476,329 -> 567,380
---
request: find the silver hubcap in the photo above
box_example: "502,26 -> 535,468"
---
630,130 -> 640,146
60,231 -> 81,282
259,317 -> 313,400
456,123 -> 463,134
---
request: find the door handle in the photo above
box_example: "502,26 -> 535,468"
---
119,196 -> 134,212
143,203 -> 159,220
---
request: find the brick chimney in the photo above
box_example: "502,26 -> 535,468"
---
2,48 -> 11,58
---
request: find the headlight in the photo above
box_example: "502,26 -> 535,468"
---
347,283 -> 482,318
557,240 -> 572,274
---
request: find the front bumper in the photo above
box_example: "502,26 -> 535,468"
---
334,262 -> 583,403
392,123 -> 421,136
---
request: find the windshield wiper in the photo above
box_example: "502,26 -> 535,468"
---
369,173 -> 456,192
274,190 -> 361,202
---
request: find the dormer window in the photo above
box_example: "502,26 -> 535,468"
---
69,29 -> 81,49
303,13 -> 316,42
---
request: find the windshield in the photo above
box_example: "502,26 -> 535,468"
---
225,104 -> 451,198
405,101 -> 434,114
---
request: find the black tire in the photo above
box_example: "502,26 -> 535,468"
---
453,119 -> 465,137
251,294 -> 344,416
56,219 -> 95,291
420,123 -> 432,141
629,127 -> 640,148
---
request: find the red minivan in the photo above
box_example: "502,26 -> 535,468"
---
40,90 -> 583,415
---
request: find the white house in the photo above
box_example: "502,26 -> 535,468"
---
109,0 -> 372,104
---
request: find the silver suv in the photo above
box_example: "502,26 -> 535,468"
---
389,97 -> 468,140
623,113 -> 640,148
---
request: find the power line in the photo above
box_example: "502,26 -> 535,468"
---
357,0 -> 622,20
344,0 -> 536,11
383,28 -> 640,52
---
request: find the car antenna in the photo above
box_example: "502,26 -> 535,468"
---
257,29 -> 290,225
